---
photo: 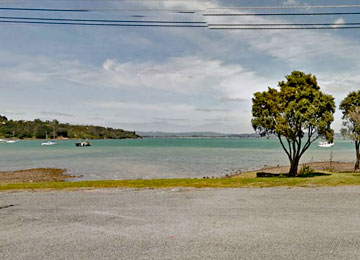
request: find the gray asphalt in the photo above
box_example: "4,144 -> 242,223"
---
0,187 -> 360,260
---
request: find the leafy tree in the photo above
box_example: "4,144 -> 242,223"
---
252,71 -> 335,177
0,115 -> 7,123
0,117 -> 140,140
339,91 -> 360,170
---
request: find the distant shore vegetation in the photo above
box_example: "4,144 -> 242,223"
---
0,115 -> 140,139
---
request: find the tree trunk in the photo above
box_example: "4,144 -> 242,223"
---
355,142 -> 360,171
288,157 -> 300,177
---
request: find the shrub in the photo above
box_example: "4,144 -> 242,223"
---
298,165 -> 315,175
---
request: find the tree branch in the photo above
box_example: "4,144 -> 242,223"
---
278,135 -> 291,160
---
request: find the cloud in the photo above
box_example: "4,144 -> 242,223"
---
153,117 -> 188,122
220,97 -> 249,102
0,52 -> 270,101
282,0 -> 300,6
88,117 -> 104,120
40,112 -> 74,117
331,17 -> 346,28
100,57 -> 269,98
195,108 -> 230,112
3,110 -> 24,115
205,117 -> 232,122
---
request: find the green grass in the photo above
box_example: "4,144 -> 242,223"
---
1,172 -> 360,191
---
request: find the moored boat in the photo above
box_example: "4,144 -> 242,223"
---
318,142 -> 334,148
41,141 -> 58,146
41,128 -> 58,146
75,141 -> 91,147
6,140 -> 19,144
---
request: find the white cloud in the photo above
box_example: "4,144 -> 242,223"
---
331,17 -> 345,28
100,57 -> 271,100
0,52 -> 269,100
283,0 -> 300,6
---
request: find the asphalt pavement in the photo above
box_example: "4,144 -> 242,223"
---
1,187 -> 360,260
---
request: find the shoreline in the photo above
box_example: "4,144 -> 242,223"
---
1,161 -> 360,191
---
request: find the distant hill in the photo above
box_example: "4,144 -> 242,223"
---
0,115 -> 140,140
136,131 -> 260,138
137,131 -> 344,139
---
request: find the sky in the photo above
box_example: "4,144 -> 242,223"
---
1,0 -> 360,133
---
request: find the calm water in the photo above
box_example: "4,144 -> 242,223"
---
0,138 -> 356,180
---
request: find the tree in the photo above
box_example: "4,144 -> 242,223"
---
252,71 -> 335,177
339,91 -> 360,170
0,115 -> 7,123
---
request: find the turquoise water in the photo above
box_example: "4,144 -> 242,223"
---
0,138 -> 356,180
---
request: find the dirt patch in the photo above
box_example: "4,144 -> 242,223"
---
231,161 -> 356,178
261,161 -> 355,174
0,168 -> 76,183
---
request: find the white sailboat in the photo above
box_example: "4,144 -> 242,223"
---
41,128 -> 58,146
41,140 -> 57,146
5,131 -> 19,143
318,142 -> 334,148
5,140 -> 18,144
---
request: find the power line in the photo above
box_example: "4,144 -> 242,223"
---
0,20 -> 207,27
0,6 -> 200,13
3,15 -> 358,27
203,12 -> 360,16
0,16 -> 206,24
209,26 -> 360,30
3,19 -> 360,30
3,4 -> 360,13
207,4 -> 360,10
0,7 -> 89,12
209,23 -> 360,27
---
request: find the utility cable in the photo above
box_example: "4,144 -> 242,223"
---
204,12 -> 360,16
0,16 -> 206,24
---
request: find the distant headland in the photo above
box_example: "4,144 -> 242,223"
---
0,115 -> 140,140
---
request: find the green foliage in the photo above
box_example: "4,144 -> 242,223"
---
0,115 -> 140,140
339,91 -> 360,142
252,71 -> 335,176
339,91 -> 360,170
299,165 -> 315,175
0,115 -> 7,123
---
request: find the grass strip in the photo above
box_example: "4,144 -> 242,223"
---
1,172 -> 360,191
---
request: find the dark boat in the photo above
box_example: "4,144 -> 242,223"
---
75,141 -> 91,147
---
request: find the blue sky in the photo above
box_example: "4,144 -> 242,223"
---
1,0 -> 360,133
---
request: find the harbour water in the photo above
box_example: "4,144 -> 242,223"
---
0,138 -> 356,180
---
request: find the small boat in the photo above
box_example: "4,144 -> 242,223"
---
6,140 -> 19,144
0,139 -> 5,143
41,129 -> 57,146
41,141 -> 58,146
75,141 -> 91,147
318,142 -> 334,148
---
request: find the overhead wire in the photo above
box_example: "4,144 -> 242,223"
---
209,26 -> 360,30
0,7 -> 89,12
208,23 -> 360,27
0,16 -> 206,24
2,4 -> 360,13
2,4 -> 360,30
203,12 -> 360,17
207,4 -> 360,10
0,20 -> 207,27
2,18 -> 360,30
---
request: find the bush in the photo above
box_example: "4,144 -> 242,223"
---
299,165 -> 315,175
